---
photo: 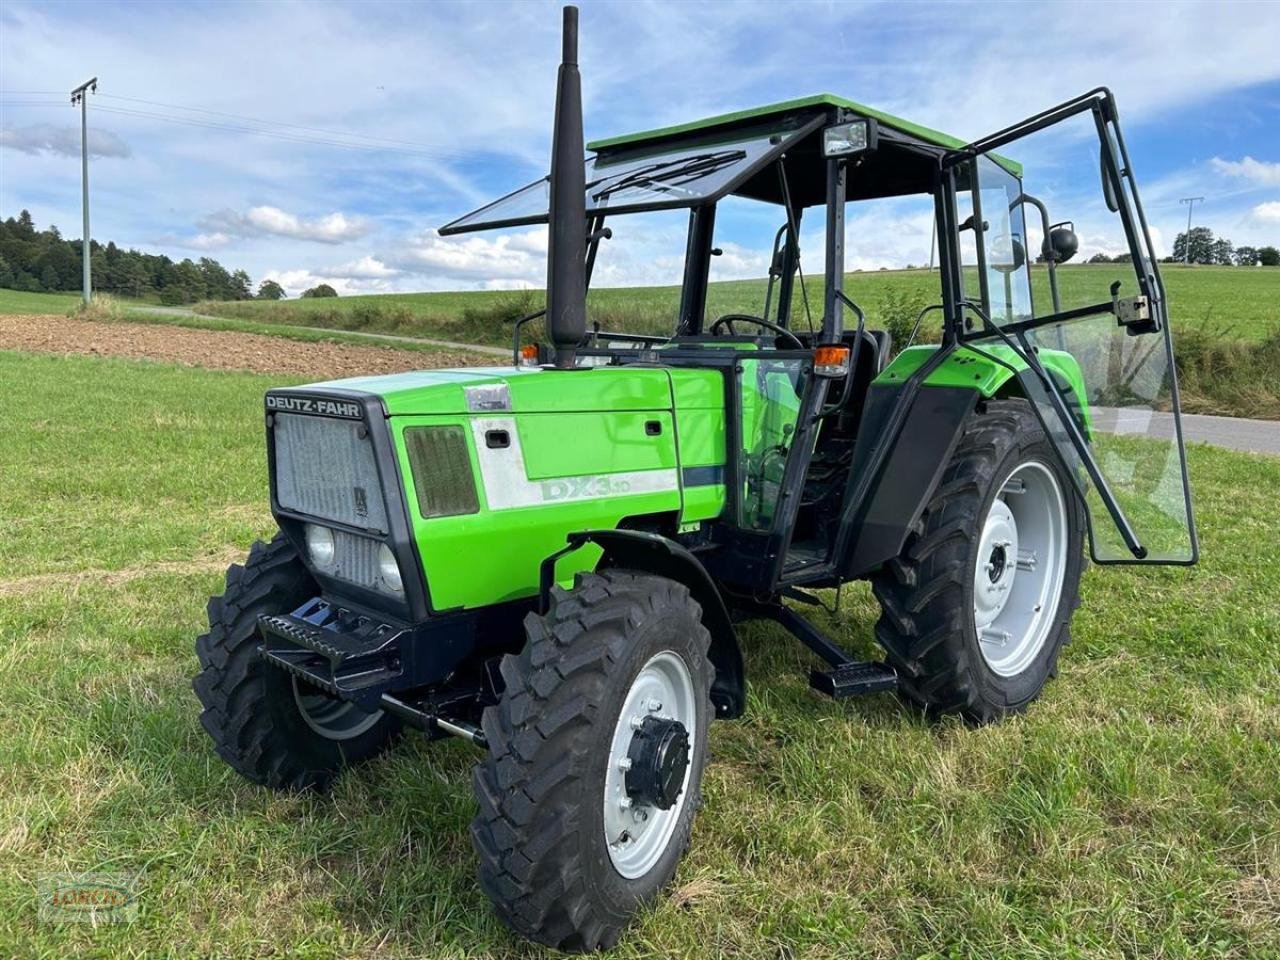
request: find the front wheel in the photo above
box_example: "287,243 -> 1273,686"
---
471,570 -> 713,952
193,532 -> 401,791
872,398 -> 1086,723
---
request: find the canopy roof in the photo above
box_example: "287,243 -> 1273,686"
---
439,94 -> 1019,236
590,93 -> 971,156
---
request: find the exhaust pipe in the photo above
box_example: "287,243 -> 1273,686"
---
545,5 -> 587,369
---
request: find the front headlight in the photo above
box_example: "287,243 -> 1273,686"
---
305,523 -> 335,567
378,543 -> 403,593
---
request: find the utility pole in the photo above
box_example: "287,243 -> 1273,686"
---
70,77 -> 98,304
1179,196 -> 1203,266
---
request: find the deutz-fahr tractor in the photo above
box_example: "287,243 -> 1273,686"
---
195,6 -> 1197,951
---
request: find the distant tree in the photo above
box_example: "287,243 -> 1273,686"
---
1258,246 -> 1280,267
12,271 -> 40,292
300,283 -> 338,298
39,264 -> 59,292
1087,252 -> 1112,263
230,269 -> 253,300
1234,246 -> 1260,267
1171,226 -> 1216,264
198,257 -> 234,299
1209,237 -> 1234,266
257,279 -> 286,300
14,209 -> 36,239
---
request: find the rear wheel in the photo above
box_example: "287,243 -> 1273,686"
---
872,398 -> 1085,723
470,570 -> 713,951
193,532 -> 400,791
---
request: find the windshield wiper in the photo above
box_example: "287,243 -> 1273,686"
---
590,149 -> 746,202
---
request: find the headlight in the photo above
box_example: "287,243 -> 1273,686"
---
304,524 -> 335,567
378,543 -> 403,593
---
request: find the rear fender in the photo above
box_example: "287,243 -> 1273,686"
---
539,529 -> 745,719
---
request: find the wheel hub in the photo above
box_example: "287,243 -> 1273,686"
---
974,498 -> 1019,630
972,461 -> 1069,677
624,716 -> 690,810
603,651 -> 697,879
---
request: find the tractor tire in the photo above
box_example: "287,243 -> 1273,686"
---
471,570 -> 713,952
871,398 -> 1085,724
193,531 -> 400,791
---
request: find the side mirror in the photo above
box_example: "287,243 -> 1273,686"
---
1100,145 -> 1120,213
990,233 -> 1026,273
1042,221 -> 1079,264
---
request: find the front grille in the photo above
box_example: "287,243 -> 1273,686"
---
273,412 -> 389,533
328,529 -> 384,592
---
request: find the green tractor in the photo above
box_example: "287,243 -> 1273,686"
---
195,6 -> 1197,951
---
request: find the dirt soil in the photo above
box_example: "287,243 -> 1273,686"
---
0,314 -> 487,378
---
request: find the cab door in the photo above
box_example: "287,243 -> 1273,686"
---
944,90 -> 1196,564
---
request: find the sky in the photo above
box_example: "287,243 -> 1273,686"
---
2,0 -> 1278,299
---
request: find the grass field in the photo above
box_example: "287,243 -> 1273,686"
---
192,264 -> 1280,346
0,288 -> 82,315
1,347 -> 1278,958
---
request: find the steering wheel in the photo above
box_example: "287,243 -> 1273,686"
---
710,314 -> 804,349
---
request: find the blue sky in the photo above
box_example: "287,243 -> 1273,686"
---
2,0 -> 1278,297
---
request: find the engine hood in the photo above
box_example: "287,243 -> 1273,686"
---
288,365 -> 677,416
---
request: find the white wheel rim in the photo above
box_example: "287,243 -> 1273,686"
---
602,651 -> 697,880
292,677 -> 383,741
973,460 -> 1068,678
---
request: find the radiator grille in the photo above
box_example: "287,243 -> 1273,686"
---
328,529 -> 384,592
273,412 -> 389,533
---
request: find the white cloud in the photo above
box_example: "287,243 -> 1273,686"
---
188,231 -> 234,251
0,123 -> 131,158
1210,156 -> 1280,187
264,267 -> 392,298
333,255 -> 400,279
198,205 -> 372,244
1249,201 -> 1280,224
390,227 -> 548,284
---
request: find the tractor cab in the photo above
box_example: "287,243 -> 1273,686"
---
441,91 -> 1197,590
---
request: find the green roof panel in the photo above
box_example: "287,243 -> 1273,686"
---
587,93 -> 1022,177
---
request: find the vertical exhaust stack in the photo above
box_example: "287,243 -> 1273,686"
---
546,5 -> 587,369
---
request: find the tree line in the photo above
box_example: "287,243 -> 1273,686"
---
0,209 -> 304,303
1087,227 -> 1278,266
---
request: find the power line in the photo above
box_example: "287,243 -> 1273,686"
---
98,92 -> 457,153
91,103 -> 473,160
1,95 -> 480,161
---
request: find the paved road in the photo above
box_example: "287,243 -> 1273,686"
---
128,305 -> 509,357
1095,408 -> 1280,456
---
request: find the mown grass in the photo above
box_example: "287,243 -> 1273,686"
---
0,287 -> 82,314
1,347 -> 1278,958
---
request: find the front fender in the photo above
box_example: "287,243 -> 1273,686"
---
539,529 -> 745,719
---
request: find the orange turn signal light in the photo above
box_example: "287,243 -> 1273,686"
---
813,344 -> 850,377
519,344 -> 540,367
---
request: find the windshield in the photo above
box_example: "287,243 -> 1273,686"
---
439,117 -> 811,235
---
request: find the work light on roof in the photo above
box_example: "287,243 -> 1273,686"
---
823,119 -> 877,158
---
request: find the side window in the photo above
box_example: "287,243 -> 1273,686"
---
955,157 -> 1033,324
